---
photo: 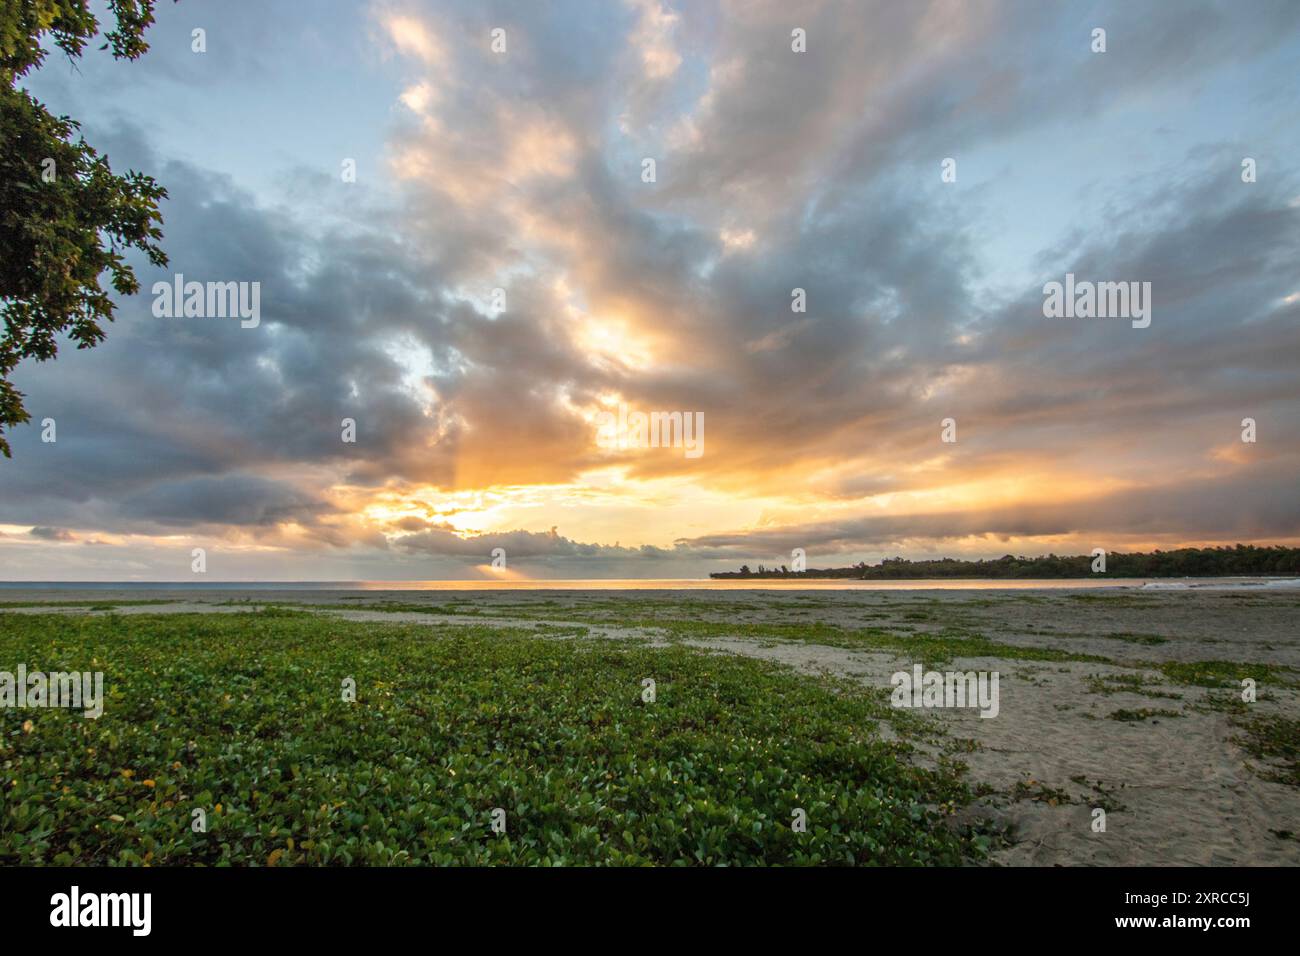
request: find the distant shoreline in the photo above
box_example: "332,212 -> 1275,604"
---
3,576 -> 1300,594
708,572 -> 1300,581
711,546 -> 1300,581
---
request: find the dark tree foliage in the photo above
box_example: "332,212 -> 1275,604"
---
0,0 -> 170,456
711,545 -> 1300,579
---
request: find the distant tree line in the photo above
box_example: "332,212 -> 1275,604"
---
709,545 -> 1300,579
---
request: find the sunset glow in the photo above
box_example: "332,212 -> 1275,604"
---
2,0 -> 1298,581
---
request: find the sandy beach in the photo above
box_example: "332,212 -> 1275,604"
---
3,585 -> 1297,866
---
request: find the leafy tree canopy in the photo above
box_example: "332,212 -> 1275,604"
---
0,0 -> 169,456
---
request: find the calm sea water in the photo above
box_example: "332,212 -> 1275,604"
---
2,578 -> 1298,591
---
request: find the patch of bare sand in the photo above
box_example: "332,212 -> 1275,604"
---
679,636 -> 1299,866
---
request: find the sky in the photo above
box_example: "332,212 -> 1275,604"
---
2,0 -> 1299,581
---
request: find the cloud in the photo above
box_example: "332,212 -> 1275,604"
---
2,0 -> 1299,578
117,475 -> 330,529
679,460 -> 1300,557
380,11 -> 447,66
393,522 -> 676,561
